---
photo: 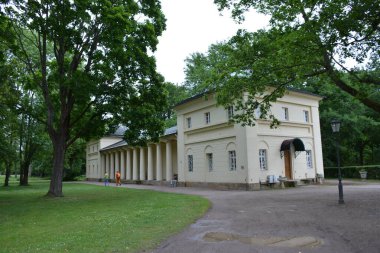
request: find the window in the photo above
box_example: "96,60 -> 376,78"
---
255,107 -> 261,119
229,150 -> 236,171
188,155 -> 193,172
259,149 -> 268,170
303,110 -> 309,123
282,107 -> 289,121
206,153 -> 213,171
186,117 -> 192,128
306,150 -> 313,169
227,106 -> 234,120
205,112 -> 211,124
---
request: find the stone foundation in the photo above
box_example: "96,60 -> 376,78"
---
86,178 -> 306,190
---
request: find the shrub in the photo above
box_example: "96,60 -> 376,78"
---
324,166 -> 380,179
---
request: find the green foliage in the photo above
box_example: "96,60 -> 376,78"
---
1,0 -> 167,195
63,139 -> 86,181
290,77 -> 380,167
324,166 -> 380,179
208,0 -> 380,119
162,82 -> 189,128
0,181 -> 210,253
30,138 -> 54,178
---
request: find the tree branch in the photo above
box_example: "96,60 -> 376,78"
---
324,53 -> 380,112
66,112 -> 100,148
85,25 -> 102,73
69,100 -> 95,129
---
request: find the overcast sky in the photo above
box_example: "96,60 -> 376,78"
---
154,0 -> 270,85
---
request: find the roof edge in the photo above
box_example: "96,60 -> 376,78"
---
174,87 -> 323,108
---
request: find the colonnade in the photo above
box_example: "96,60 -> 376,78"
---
100,141 -> 175,182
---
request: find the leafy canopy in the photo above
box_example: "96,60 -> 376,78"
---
0,0 -> 167,196
185,0 -> 380,123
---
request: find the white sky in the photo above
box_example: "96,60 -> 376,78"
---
155,0 -> 270,85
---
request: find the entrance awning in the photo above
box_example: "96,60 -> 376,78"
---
280,138 -> 305,152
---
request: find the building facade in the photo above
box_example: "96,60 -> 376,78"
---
86,89 -> 324,189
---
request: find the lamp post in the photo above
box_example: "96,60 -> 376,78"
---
331,119 -> 344,204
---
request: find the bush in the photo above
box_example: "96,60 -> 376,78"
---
74,175 -> 86,181
324,166 -> 380,179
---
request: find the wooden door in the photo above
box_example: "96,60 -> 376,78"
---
284,150 -> 292,179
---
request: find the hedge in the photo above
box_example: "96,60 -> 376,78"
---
324,165 -> 380,179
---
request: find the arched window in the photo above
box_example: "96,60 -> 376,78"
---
258,141 -> 269,170
226,142 -> 237,171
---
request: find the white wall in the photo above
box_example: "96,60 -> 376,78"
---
86,137 -> 122,179
176,94 -> 248,184
184,137 -> 247,183
176,89 -> 324,185
245,90 -> 323,183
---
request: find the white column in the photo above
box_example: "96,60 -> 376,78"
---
115,151 -> 119,177
156,143 -> 162,181
99,154 -> 106,178
106,153 -> 110,175
147,145 -> 153,180
120,150 -> 125,179
139,147 -> 145,180
166,141 -> 173,181
110,152 -> 115,179
126,149 -> 132,180
133,148 -> 138,180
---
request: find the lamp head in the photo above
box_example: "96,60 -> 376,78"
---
331,119 -> 341,133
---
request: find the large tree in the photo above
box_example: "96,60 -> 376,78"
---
291,77 -> 380,167
202,0 -> 380,118
0,93 -> 18,186
0,0 -> 166,196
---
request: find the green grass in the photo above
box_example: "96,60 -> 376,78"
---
0,177 -> 210,253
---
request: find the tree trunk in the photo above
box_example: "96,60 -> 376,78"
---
47,136 -> 66,197
359,145 -> 365,166
4,162 -> 11,187
19,160 -> 30,186
19,142 -> 36,186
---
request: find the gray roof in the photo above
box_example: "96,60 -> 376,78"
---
286,88 -> 324,99
101,125 -> 177,151
174,91 -> 210,108
101,140 -> 127,151
164,126 -> 177,136
174,88 -> 323,108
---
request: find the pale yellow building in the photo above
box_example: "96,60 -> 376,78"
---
86,89 -> 324,189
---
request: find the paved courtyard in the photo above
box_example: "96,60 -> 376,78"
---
87,180 -> 380,253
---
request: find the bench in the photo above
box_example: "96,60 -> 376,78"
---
259,179 -> 276,189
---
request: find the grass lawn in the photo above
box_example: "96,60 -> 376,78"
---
0,177 -> 210,253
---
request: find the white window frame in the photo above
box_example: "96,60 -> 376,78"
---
188,155 -> 193,172
303,110 -> 309,123
282,107 -> 289,121
227,106 -> 234,120
306,150 -> 313,169
206,153 -> 213,171
186,117 -> 192,128
205,112 -> 211,124
259,149 -> 268,170
228,150 -> 236,171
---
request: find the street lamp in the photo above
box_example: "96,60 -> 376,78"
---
331,119 -> 344,204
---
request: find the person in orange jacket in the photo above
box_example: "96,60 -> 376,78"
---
115,171 -> 121,186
